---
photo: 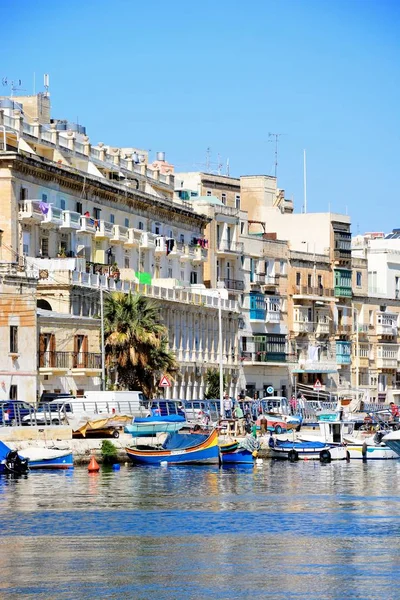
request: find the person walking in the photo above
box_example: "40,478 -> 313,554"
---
223,393 -> 233,419
234,403 -> 245,435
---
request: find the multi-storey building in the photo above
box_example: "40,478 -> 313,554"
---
240,174 -> 353,396
175,172 -> 290,398
352,232 -> 400,403
0,93 -> 240,402
0,263 -> 38,402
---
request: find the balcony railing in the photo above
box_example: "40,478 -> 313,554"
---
95,220 -> 114,239
293,321 -> 314,334
315,322 -> 330,335
38,351 -> 102,370
223,278 -> 245,291
250,309 -> 266,321
265,310 -> 281,323
217,240 -> 244,254
125,228 -> 142,247
336,354 -> 351,365
111,224 -> 129,244
78,215 -> 96,234
334,284 -> 352,298
376,313 -> 398,336
376,357 -> 398,369
241,352 -> 286,363
214,205 -> 240,217
61,210 -> 81,230
18,199 -> 43,222
336,324 -> 352,335
41,205 -> 64,228
292,285 -> 334,297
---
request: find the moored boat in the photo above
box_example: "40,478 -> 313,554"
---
125,414 -> 186,437
382,430 -> 400,457
268,436 -> 347,461
20,447 -> 74,469
126,428 -> 220,465
219,437 -> 261,465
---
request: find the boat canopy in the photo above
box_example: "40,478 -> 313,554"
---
162,432 -> 208,450
134,415 -> 185,424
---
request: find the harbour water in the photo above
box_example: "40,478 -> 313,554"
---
0,461 -> 400,599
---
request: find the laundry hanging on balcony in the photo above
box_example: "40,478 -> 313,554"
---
166,238 -> 175,255
39,201 -> 49,215
307,345 -> 319,362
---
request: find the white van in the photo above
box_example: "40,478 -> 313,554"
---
39,391 -> 148,418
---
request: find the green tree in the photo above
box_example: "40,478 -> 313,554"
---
204,368 -> 226,400
103,292 -> 177,398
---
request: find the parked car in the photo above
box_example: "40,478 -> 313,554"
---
0,400 -> 36,426
22,401 -> 73,426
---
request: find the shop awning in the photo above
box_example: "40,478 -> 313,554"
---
292,368 -> 337,374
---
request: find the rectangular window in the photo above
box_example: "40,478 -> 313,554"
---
296,272 -> 301,286
138,221 -> 144,230
9,385 -> 17,401
318,275 -> 322,288
42,193 -> 48,202
356,271 -> 362,287
168,267 -> 173,278
235,195 -> 241,209
40,237 -> 49,257
73,334 -> 88,368
10,326 -> 18,353
240,222 -> 244,234
154,223 -> 161,235
60,198 -> 66,210
20,187 -> 28,201
221,193 -> 226,205
93,207 -> 101,220
307,274 -> 312,287
124,218 -> 129,228
76,202 -> 83,214
124,254 -> 130,269
110,214 -> 115,224
190,271 -> 198,284
206,191 -> 212,197
180,234 -> 185,244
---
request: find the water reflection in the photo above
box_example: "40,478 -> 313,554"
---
0,462 -> 400,599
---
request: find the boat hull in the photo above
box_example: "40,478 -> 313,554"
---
270,441 -> 347,461
21,449 -> 74,469
346,444 -> 399,460
126,429 -> 220,465
220,448 -> 254,464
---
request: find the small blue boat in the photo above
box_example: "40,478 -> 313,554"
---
20,447 -> 74,469
219,438 -> 260,465
126,429 -> 219,465
125,414 -> 186,437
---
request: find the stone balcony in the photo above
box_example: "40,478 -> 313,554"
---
110,225 -> 129,244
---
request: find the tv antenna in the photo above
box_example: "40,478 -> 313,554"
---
43,73 -> 50,96
2,77 -> 25,97
205,147 -> 211,173
268,132 -> 282,179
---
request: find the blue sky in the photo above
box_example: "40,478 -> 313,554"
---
3,0 -> 399,233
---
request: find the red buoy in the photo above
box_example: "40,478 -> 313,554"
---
88,456 -> 100,473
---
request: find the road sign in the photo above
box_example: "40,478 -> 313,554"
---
266,386 -> 274,395
159,375 -> 171,388
313,379 -> 322,391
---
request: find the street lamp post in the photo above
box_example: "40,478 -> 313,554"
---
218,292 -> 225,419
353,304 -> 359,392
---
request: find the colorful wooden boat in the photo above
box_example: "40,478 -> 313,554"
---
125,429 -> 220,465
125,415 -> 186,437
219,442 -> 254,464
20,447 -> 74,469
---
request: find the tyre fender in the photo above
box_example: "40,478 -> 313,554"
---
319,449 -> 332,463
288,449 -> 299,462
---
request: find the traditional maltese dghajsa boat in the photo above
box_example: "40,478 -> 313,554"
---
125,428 -> 220,465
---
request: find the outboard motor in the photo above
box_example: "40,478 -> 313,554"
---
4,450 -> 29,476
373,431 -> 384,445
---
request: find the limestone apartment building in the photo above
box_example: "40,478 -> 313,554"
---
175,172 -> 291,398
351,232 -> 400,403
0,92 -> 239,403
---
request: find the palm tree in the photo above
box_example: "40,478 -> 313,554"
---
103,292 -> 177,397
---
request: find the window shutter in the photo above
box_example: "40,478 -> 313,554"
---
39,334 -> 45,367
50,334 -> 56,367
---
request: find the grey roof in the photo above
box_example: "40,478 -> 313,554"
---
37,308 -> 99,323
